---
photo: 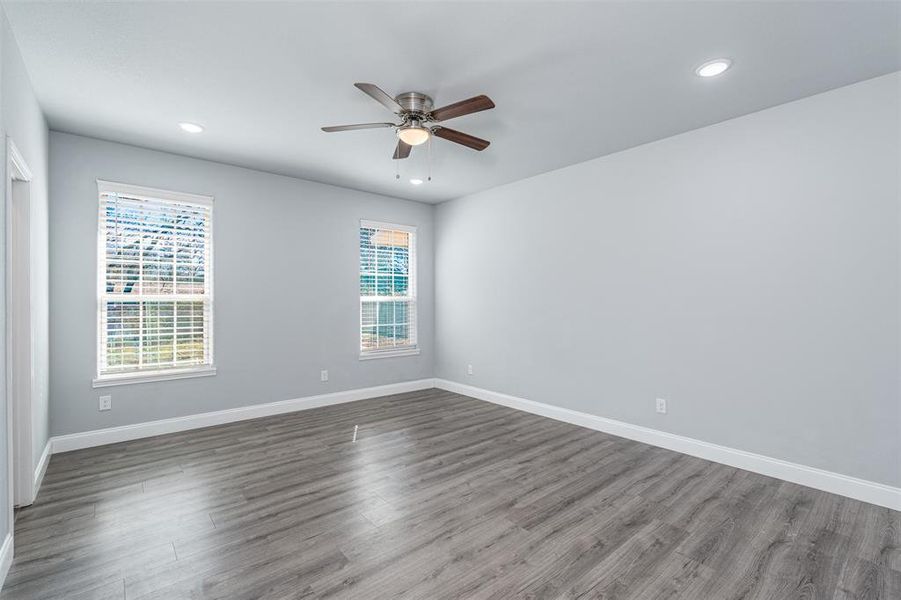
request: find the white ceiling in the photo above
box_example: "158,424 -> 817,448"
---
5,1 -> 900,203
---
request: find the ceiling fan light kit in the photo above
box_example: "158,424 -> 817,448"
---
397,121 -> 430,146
322,83 -> 495,182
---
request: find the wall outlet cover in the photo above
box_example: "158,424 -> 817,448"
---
320,370 -> 329,382
656,398 -> 667,414
99,395 -> 112,411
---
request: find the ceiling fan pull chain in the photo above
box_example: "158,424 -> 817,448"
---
428,134 -> 433,182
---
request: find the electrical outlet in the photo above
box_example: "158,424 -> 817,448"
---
320,370 -> 329,382
99,395 -> 112,411
656,398 -> 667,414
467,364 -> 473,376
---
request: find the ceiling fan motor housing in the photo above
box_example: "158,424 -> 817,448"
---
395,92 -> 434,116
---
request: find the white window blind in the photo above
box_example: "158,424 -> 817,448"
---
359,221 -> 417,356
96,181 -> 214,383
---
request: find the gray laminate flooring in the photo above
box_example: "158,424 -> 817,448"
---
4,388 -> 899,599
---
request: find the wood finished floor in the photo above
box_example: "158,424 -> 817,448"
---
4,388 -> 899,599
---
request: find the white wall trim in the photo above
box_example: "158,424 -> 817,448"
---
359,348 -> 420,361
96,179 -> 213,208
31,440 -> 51,503
51,378 -> 436,453
434,379 -> 901,511
92,366 -> 217,388
0,533 -> 12,592
43,378 -> 901,510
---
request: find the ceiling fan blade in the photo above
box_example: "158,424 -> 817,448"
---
432,127 -> 490,151
321,122 -> 396,132
393,140 -> 412,160
354,83 -> 404,114
430,95 -> 495,122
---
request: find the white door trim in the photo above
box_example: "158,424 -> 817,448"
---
6,137 -> 35,538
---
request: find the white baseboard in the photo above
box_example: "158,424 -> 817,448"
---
51,379 -> 436,453
45,377 -> 901,510
32,440 -> 51,502
0,533 -> 12,592
434,379 -> 901,511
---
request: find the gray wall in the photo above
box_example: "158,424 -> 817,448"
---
0,6 -> 50,527
435,73 -> 901,487
49,132 -> 433,435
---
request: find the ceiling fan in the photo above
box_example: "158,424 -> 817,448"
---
322,83 -> 495,159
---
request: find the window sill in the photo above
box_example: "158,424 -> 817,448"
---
93,366 -> 217,388
359,348 -> 420,361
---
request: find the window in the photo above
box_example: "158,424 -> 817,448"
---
95,181 -> 214,386
359,221 -> 418,358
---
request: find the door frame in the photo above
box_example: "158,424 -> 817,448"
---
5,137 -> 34,531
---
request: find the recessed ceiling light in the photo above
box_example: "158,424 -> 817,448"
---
695,59 -> 732,78
409,178 -> 424,185
178,122 -> 204,133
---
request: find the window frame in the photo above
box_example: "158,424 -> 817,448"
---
93,180 -> 216,387
359,219 -> 419,360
